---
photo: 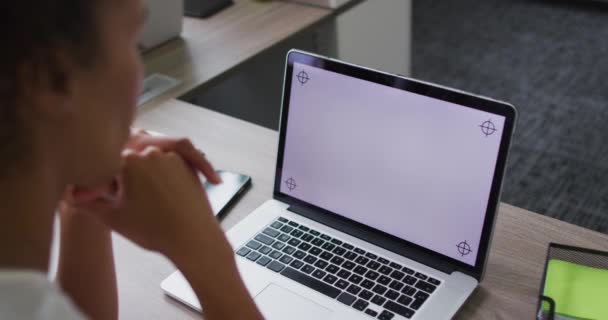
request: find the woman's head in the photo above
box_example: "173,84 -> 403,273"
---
0,0 -> 145,186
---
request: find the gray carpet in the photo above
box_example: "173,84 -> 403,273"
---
412,0 -> 608,232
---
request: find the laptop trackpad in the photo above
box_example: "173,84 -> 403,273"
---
255,284 -> 333,320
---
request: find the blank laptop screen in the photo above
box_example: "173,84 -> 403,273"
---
280,63 -> 506,266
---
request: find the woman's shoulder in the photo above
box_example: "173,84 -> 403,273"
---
0,270 -> 87,320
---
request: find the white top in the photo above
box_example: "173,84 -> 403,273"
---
0,270 -> 86,320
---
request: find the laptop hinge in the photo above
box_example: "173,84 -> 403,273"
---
288,204 -> 460,276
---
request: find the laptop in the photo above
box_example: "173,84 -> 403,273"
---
161,50 -> 517,319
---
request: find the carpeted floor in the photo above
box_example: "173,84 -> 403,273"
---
412,0 -> 608,232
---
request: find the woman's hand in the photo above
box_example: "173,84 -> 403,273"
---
58,128 -> 228,278
62,132 -> 263,320
64,129 -> 221,206
77,147 -> 226,257
125,129 -> 221,184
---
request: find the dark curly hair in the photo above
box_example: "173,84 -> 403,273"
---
0,1 -> 101,172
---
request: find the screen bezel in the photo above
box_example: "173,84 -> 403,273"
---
273,50 -> 517,280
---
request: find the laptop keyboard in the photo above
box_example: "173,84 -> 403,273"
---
235,217 -> 442,319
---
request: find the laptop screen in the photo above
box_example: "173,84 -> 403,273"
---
279,61 -> 507,267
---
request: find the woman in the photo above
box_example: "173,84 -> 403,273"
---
0,0 -> 262,319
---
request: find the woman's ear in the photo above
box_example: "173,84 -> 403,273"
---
17,49 -> 78,121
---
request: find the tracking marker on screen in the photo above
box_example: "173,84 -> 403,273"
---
285,177 -> 297,191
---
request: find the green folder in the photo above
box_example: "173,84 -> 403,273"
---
543,259 -> 608,320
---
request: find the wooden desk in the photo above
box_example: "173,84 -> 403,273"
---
117,1 -> 608,319
133,100 -> 608,319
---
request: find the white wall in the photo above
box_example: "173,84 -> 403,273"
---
336,0 -> 412,76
